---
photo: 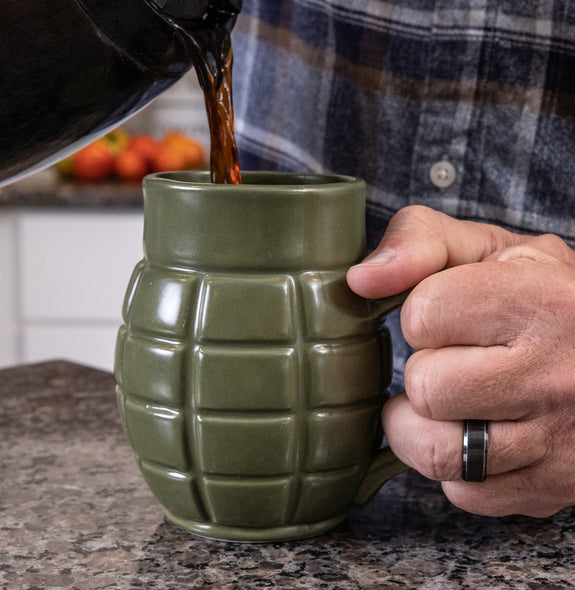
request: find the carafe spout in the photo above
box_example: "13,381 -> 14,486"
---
147,0 -> 242,90
150,0 -> 241,31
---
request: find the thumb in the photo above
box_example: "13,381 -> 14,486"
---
347,205 -> 523,298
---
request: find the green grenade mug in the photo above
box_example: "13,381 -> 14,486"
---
115,171 -> 408,542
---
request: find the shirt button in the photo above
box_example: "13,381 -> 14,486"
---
429,160 -> 456,188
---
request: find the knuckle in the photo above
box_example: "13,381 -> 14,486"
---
389,205 -> 431,230
492,421 -> 546,471
414,432 -> 458,481
404,353 -> 437,419
535,233 -> 570,254
401,281 -> 442,348
500,234 -> 572,264
528,421 -> 551,464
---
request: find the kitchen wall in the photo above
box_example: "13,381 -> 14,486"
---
128,71 -> 210,150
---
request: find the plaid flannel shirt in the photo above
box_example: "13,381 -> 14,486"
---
231,0 -> 575,388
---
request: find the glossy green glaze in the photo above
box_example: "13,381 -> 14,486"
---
115,171 -> 408,542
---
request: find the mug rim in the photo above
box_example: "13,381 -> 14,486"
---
144,170 -> 365,191
141,169 -> 367,271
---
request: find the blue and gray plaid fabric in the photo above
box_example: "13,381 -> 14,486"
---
233,0 -> 575,246
231,0 -> 575,388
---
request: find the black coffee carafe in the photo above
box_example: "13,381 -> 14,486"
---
0,0 -> 241,187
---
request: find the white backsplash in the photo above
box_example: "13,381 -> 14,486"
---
126,71 -> 209,149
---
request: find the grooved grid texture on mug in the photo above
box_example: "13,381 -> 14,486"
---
115,260 -> 387,528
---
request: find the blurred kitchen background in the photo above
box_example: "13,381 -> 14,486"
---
0,71 -> 209,372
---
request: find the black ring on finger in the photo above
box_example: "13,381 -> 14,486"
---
462,420 -> 489,482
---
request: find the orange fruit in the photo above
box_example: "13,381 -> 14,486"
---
71,140 -> 115,181
152,143 -> 190,172
115,148 -> 149,182
128,135 -> 160,166
162,131 -> 205,169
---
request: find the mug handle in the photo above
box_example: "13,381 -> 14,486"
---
353,290 -> 412,508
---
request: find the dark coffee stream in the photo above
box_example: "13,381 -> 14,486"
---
183,19 -> 242,184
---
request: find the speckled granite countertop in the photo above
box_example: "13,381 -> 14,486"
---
1,361 -> 574,590
0,172 -> 143,209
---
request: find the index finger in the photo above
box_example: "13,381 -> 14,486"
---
401,259 -> 532,349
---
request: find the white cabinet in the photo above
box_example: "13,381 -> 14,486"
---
0,214 -> 17,367
0,210 -> 144,371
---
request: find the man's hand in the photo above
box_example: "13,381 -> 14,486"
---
347,205 -> 575,517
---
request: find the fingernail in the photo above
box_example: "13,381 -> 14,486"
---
356,248 -> 395,267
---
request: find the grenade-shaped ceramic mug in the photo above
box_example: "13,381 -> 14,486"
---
115,171 -> 408,542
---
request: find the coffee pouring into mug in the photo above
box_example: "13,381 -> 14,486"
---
0,0 -> 241,188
